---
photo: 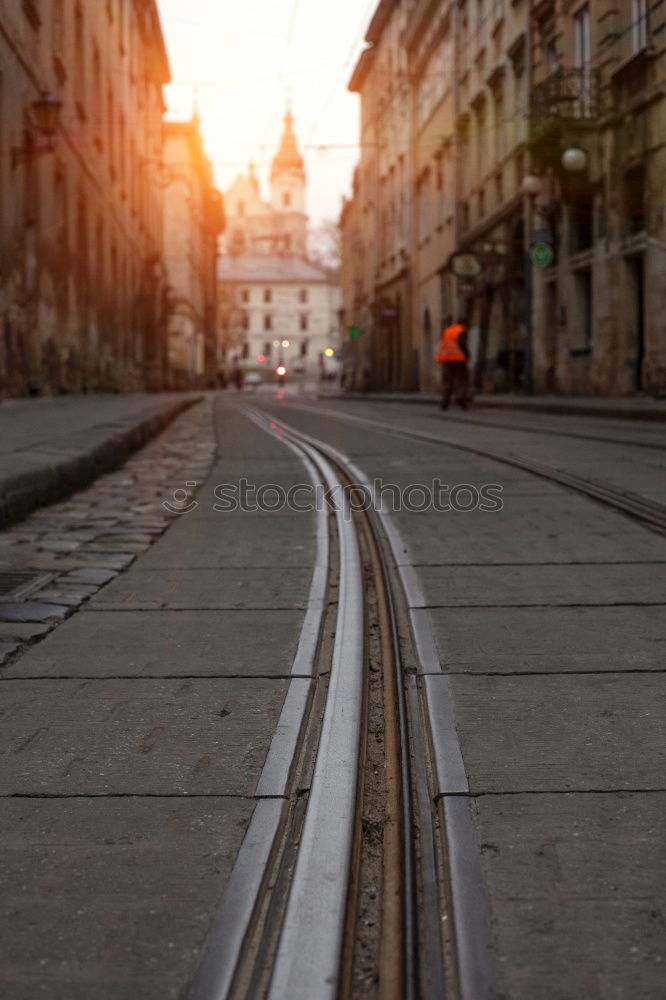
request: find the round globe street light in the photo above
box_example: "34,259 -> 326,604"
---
561,146 -> 588,173
521,174 -> 544,198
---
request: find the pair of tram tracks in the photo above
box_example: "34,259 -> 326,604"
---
190,408 -> 480,1000
278,401 -> 666,534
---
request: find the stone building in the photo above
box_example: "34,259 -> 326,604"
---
217,255 -> 340,381
218,107 -> 341,383
345,0 -> 416,392
341,0 -> 666,397
162,117 -> 224,388
222,108 -> 308,258
0,0 -> 169,396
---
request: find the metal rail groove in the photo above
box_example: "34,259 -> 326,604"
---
258,409 -> 497,1000
255,418 -> 366,1000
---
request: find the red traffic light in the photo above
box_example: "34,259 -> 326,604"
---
257,354 -> 266,362
276,365 -> 287,377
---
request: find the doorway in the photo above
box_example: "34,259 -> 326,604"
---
626,254 -> 645,390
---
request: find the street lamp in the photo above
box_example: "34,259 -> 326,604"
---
561,146 -> 588,173
12,91 -> 62,166
521,174 -> 544,198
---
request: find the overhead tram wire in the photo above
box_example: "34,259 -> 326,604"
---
261,0 -> 301,155
306,0 -> 377,143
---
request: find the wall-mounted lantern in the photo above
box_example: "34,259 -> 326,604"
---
12,92 -> 62,166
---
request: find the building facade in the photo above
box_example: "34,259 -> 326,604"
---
163,117 -> 223,388
345,0 -> 417,392
217,255 -> 340,381
0,0 -> 173,396
341,0 -> 666,397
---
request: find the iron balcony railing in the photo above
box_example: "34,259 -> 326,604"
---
530,68 -> 603,123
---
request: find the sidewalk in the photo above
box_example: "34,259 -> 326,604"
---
0,397 -> 316,999
323,390 -> 666,421
0,393 -> 200,527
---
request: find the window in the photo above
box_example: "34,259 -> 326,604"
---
574,6 -> 591,117
300,314 -> 308,331
283,191 -> 291,207
632,0 -> 648,53
263,288 -> 272,303
624,165 -> 646,234
240,289 -> 250,303
436,159 -> 445,227
573,269 -> 593,349
237,200 -> 245,216
299,289 -> 308,303
264,314 -> 272,331
574,6 -> 591,69
241,313 -> 249,330
569,198 -> 594,254
74,5 -> 85,103
52,0 -> 64,56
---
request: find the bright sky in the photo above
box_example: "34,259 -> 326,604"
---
156,0 -> 375,226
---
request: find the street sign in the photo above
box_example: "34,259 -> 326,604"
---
531,242 -> 555,267
348,325 -> 362,340
449,251 -> 483,278
531,229 -> 555,246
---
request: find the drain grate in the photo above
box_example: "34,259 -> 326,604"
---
0,571 -> 52,602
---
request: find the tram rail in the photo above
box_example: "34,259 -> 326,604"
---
189,405 -> 493,999
277,401 -> 666,533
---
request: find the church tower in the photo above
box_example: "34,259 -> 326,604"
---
270,105 -> 307,256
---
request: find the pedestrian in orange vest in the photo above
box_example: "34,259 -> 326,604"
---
436,317 -> 470,410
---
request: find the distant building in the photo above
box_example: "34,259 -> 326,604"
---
223,107 -> 307,258
163,118 -> 224,388
218,255 -> 340,379
0,0 -> 170,396
219,106 -> 340,381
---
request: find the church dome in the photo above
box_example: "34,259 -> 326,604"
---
271,106 -> 305,180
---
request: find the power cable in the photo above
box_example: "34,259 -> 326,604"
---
261,0 -> 300,152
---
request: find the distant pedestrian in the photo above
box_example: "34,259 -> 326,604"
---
233,366 -> 243,390
437,317 -> 470,410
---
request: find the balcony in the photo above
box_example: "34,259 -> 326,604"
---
529,68 -> 602,164
531,68 -> 602,124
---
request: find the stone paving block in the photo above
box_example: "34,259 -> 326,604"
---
416,563 -> 666,607
389,501 -> 666,565
65,568 -> 119,585
0,602 -> 71,622
428,606 -> 666,673
0,677 -> 289,795
0,622 -> 51,641
88,568 -> 312,609
5,609 -> 304,678
448,673 -> 666,792
0,796 -> 254,1000
138,510 -> 316,569
488,899 -> 663,1000
475,792 -> 666,900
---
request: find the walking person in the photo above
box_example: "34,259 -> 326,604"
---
437,317 -> 470,410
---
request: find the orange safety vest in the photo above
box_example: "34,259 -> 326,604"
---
436,324 -> 467,363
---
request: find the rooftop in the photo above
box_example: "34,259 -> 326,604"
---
217,255 -> 334,284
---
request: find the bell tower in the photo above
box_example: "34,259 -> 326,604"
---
270,105 -> 307,256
